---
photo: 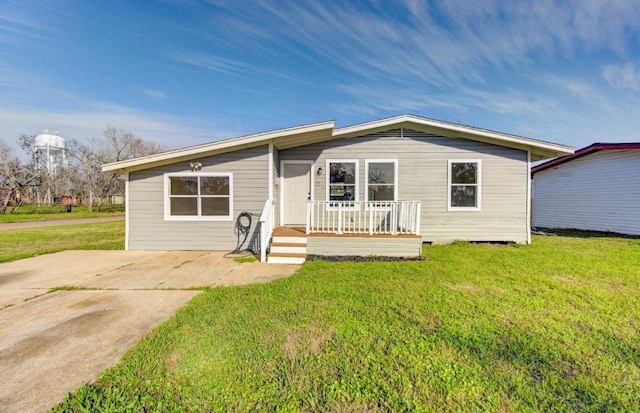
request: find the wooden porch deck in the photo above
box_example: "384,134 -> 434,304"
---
271,226 -> 422,258
273,226 -> 306,237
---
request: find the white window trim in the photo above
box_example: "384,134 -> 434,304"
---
164,172 -> 233,221
364,159 -> 398,203
326,159 -> 359,207
447,159 -> 481,211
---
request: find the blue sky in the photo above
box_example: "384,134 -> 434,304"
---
1,1 -> 639,154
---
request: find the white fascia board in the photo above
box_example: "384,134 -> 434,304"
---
332,114 -> 411,137
102,120 -> 335,173
333,114 -> 574,158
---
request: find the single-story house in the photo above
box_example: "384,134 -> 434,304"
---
531,142 -> 640,236
102,114 -> 573,263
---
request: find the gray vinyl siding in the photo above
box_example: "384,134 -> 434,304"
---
308,236 -> 422,257
280,129 -> 529,243
128,145 -> 269,250
532,149 -> 640,235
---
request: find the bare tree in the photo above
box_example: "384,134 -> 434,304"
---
100,125 -> 164,162
66,126 -> 164,211
0,141 -> 40,214
66,139 -> 101,210
3,126 -> 163,212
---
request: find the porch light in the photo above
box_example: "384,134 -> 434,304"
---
316,167 -> 323,176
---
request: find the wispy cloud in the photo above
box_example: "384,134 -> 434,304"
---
3,0 -> 640,154
0,0 -> 65,48
334,84 -> 466,115
0,101 -> 236,152
189,0 -> 640,147
541,74 -> 617,113
169,51 -> 249,76
602,63 -> 640,91
168,50 -> 307,86
203,1 -> 640,87
142,88 -> 167,100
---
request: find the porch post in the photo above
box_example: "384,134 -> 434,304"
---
260,221 -> 267,263
391,202 -> 398,235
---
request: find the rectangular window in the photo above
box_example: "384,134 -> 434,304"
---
326,160 -> 358,202
365,160 -> 397,202
164,173 -> 233,220
448,160 -> 481,211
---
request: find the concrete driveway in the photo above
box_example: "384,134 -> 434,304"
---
0,250 -> 299,413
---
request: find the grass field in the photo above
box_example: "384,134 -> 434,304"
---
0,204 -> 124,223
0,220 -> 124,263
51,234 -> 640,412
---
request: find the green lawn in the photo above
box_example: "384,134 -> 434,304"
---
0,221 -> 124,263
0,204 -> 124,223
53,234 -> 639,412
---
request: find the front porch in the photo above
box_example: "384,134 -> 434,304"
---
259,200 -> 422,263
307,200 -> 421,236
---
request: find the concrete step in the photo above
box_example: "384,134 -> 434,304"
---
267,252 -> 306,265
270,242 -> 307,254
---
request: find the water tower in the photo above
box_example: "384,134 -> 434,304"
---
33,130 -> 68,175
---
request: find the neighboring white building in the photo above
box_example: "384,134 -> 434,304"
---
532,143 -> 640,236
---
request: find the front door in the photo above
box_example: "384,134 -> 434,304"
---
282,162 -> 311,225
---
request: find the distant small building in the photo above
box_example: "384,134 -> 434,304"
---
60,195 -> 80,206
531,143 -> 640,235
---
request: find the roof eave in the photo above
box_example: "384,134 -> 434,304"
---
103,114 -> 575,174
102,120 -> 335,173
334,114 -> 574,160
531,142 -> 640,175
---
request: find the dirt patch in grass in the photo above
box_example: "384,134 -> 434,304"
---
329,400 -> 384,412
553,275 -> 630,292
443,282 -> 485,295
282,322 -> 336,359
165,353 -> 180,371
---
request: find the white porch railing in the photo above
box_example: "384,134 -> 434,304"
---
306,201 -> 421,235
258,199 -> 275,262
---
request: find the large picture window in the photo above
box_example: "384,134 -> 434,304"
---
365,160 -> 397,202
326,160 -> 358,202
164,173 -> 233,220
448,160 -> 481,211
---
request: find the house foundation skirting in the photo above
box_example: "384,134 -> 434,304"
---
307,234 -> 422,257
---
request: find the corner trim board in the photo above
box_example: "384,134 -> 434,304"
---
125,172 -> 130,250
